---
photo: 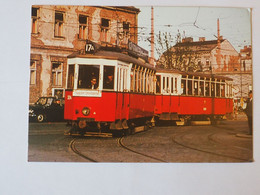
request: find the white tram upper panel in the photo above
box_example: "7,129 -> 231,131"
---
66,50 -> 156,97
155,68 -> 233,98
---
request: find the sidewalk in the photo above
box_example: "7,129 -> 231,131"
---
233,112 -> 248,121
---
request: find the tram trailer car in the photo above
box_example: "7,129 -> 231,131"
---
64,50 -> 156,135
155,69 -> 233,124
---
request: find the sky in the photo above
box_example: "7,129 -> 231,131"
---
136,6 -> 252,59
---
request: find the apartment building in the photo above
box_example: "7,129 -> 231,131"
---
30,5 -> 140,103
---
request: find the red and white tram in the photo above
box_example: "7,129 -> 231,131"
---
64,42 -> 234,136
155,69 -> 233,124
64,48 -> 156,136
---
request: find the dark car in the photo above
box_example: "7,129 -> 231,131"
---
29,97 -> 65,122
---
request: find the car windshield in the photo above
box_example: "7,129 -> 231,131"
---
36,97 -> 53,106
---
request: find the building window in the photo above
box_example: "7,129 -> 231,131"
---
79,15 -> 88,40
101,18 -> 110,42
54,11 -> 64,37
123,22 -> 130,35
31,7 -> 39,34
30,60 -> 37,85
122,22 -> 130,44
52,62 -> 63,86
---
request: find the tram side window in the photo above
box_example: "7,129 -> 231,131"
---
103,66 -> 115,90
147,72 -> 150,93
117,68 -> 122,92
211,81 -> 216,97
78,65 -> 99,89
199,80 -> 204,96
220,83 -> 225,97
166,77 -> 169,93
67,64 -> 75,89
175,78 -> 178,94
194,79 -> 199,95
138,71 -> 141,92
205,80 -> 210,96
181,78 -> 186,95
135,69 -> 139,92
130,69 -> 134,92
171,77 -> 174,93
188,79 -> 192,95
156,75 -> 161,94
162,77 -> 166,93
216,82 -> 220,97
226,83 -> 230,97
143,71 -> 146,93
229,84 -> 233,97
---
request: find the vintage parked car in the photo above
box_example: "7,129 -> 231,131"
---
29,97 -> 65,122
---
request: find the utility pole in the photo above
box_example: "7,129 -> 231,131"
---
151,6 -> 155,66
216,18 -> 221,72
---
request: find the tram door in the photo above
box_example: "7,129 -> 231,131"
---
116,66 -> 129,120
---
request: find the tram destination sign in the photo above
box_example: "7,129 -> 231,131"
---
128,41 -> 149,61
85,42 -> 95,54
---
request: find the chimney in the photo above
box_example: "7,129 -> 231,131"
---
182,37 -> 193,43
217,18 -> 220,46
199,37 -> 205,42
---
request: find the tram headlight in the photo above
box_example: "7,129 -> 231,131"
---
82,107 -> 90,116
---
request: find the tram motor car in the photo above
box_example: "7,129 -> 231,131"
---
64,42 -> 156,136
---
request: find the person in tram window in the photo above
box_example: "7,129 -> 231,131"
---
180,83 -> 184,94
156,81 -> 159,93
88,77 -> 98,89
103,74 -> 114,89
244,90 -> 253,135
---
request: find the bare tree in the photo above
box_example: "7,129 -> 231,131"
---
156,31 -> 175,69
156,31 -> 202,72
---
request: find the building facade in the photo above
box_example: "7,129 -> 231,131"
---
30,5 -> 140,103
157,37 -> 252,99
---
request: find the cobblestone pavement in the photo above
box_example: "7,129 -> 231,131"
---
28,116 -> 253,163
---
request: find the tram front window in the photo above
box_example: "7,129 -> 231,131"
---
78,65 -> 100,89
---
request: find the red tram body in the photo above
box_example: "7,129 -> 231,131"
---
64,49 -> 156,135
64,44 -> 233,136
155,69 -> 233,123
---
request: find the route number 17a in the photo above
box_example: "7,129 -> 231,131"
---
86,43 -> 95,52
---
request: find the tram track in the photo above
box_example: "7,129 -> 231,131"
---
69,138 -> 98,162
117,136 -> 167,162
172,133 -> 250,162
208,133 -> 252,152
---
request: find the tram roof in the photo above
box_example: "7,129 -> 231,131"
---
156,68 -> 233,81
68,50 -> 156,71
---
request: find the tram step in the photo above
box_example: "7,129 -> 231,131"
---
176,121 -> 185,126
191,121 -> 211,126
134,126 -> 145,133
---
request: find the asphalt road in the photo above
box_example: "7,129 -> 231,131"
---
28,119 -> 253,163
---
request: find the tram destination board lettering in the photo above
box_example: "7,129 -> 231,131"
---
85,42 -> 96,54
128,40 -> 149,61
